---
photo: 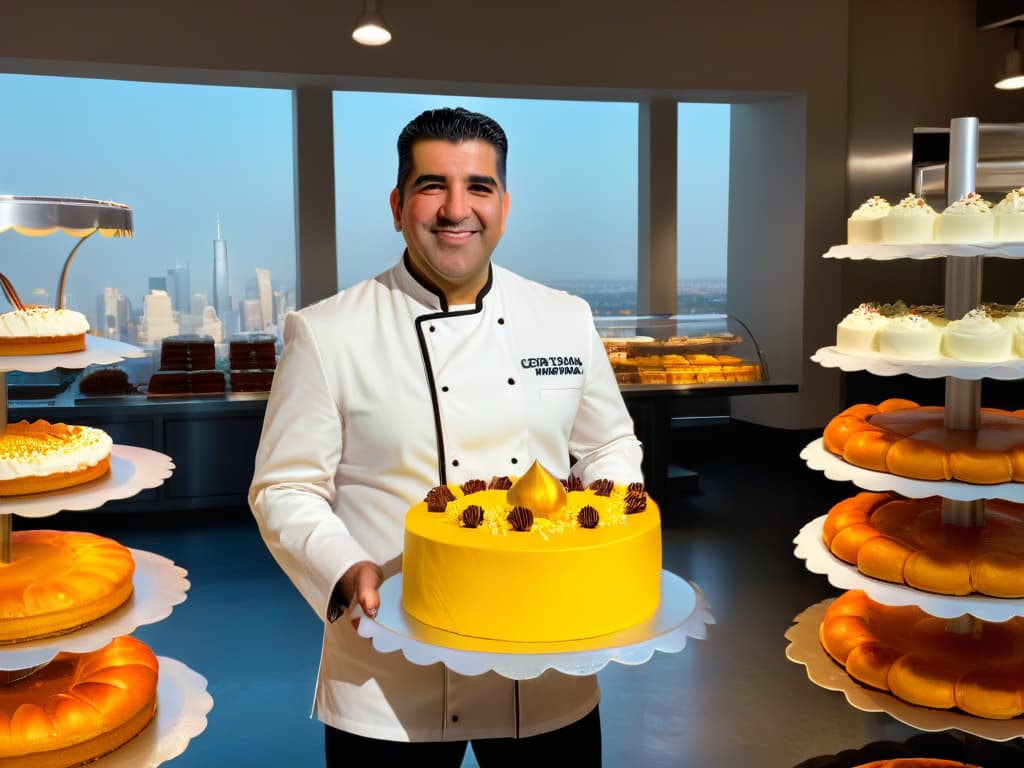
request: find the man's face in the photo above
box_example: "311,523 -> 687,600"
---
390,138 -> 510,304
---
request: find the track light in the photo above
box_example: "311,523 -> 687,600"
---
352,0 -> 392,46
996,26 -> 1024,90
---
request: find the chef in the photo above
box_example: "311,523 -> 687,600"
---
249,107 -> 643,766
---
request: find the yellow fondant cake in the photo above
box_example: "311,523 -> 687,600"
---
402,462 -> 662,642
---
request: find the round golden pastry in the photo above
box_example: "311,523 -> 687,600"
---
0,530 -> 135,644
823,398 -> 1024,484
824,492 -> 1024,597
820,590 -> 1024,719
853,760 -> 981,768
0,420 -> 112,497
0,635 -> 158,768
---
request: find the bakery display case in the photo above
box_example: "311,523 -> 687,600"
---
787,117 -> 1024,744
592,313 -> 767,389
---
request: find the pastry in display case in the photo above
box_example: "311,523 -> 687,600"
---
592,314 -> 767,387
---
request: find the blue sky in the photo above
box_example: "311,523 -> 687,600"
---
0,74 -> 729,316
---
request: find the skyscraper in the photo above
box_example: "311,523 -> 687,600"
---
255,268 -> 272,331
167,264 -> 191,315
212,215 -> 230,316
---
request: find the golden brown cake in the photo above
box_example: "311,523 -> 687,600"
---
824,492 -> 1024,597
0,421 -> 112,497
820,590 -> 1024,719
0,635 -> 158,768
0,530 -> 135,643
402,461 -> 661,642
823,398 -> 1024,484
0,308 -> 88,356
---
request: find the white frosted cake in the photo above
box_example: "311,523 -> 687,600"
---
936,192 -> 995,243
877,313 -> 943,359
943,308 -> 1013,361
996,187 -> 1024,242
836,304 -> 889,354
847,196 -> 890,244
881,194 -> 937,244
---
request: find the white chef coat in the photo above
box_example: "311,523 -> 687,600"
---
249,255 -> 644,742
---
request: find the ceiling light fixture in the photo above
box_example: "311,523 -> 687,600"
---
352,0 -> 392,46
996,26 -> 1024,90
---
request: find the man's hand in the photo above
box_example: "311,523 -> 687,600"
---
338,560 -> 383,619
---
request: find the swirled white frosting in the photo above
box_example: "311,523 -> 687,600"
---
0,308 -> 89,338
889,194 -> 936,216
839,304 -> 889,329
997,187 -> 1024,213
886,314 -> 932,331
942,192 -> 993,215
850,196 -> 891,220
0,420 -> 112,481
950,308 -> 1002,333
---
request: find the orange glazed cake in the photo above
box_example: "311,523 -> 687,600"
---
821,590 -> 1024,719
0,420 -> 112,497
823,398 -> 1024,484
403,461 -> 661,643
824,492 -> 1024,597
0,635 -> 158,768
0,530 -> 135,643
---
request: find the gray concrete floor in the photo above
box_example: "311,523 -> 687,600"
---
25,422 -> 1024,767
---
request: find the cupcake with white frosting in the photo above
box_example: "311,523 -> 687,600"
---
836,304 -> 889,354
943,308 -> 1013,361
936,192 -> 995,244
878,313 -> 943,359
847,196 -> 891,245
882,194 -> 937,244
995,187 -> 1024,242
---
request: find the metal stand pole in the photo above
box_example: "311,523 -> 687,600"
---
942,117 -> 984,635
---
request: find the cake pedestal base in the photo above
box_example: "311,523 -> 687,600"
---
355,569 -> 713,680
785,599 -> 1024,741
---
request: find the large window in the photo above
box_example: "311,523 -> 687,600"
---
677,102 -> 730,314
0,75 -> 296,348
334,93 -> 639,314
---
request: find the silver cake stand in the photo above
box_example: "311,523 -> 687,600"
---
354,569 -> 714,680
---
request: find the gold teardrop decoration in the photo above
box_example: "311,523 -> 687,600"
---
506,460 -> 567,520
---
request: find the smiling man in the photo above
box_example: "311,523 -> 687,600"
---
250,108 -> 643,767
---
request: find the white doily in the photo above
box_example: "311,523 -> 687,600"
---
92,656 -> 213,768
811,346 -> 1024,381
0,335 -> 146,374
785,600 -> 1024,741
1,445 -> 174,518
793,516 -> 1024,622
800,438 -> 1024,503
823,243 -> 1024,261
0,549 -> 189,669
354,570 -> 714,680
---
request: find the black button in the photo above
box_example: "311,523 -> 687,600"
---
497,318 -> 505,325
452,459 -> 460,467
452,715 -> 460,723
442,386 -> 449,392
511,458 -> 518,465
429,325 -> 436,332
507,378 -> 515,385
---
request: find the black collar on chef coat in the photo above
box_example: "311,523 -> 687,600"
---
404,251 -> 496,485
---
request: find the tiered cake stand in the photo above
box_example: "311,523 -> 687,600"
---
786,117 -> 1024,743
0,197 -> 213,766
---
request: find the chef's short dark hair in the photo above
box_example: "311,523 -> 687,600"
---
396,107 -> 508,202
